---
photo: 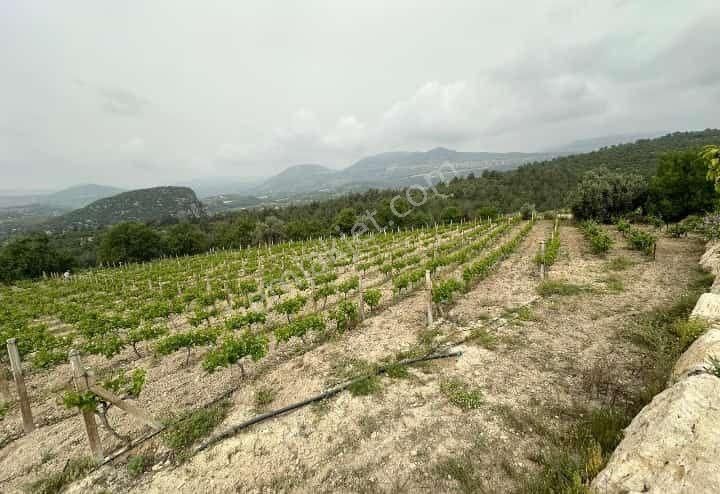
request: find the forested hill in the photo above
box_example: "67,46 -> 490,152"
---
48,186 -> 206,231
452,129 -> 720,213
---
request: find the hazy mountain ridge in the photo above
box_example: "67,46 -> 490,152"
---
48,186 -> 206,231
242,147 -> 563,199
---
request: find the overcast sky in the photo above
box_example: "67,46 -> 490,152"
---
1,0 -> 719,190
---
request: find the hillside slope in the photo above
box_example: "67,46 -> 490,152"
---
49,186 -> 206,230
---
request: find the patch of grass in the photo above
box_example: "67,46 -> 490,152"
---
162,400 -> 231,461
25,456 -> 95,494
518,407 -> 628,494
329,357 -> 376,384
417,327 -> 443,349
605,256 -> 634,272
430,429 -> 488,493
384,362 -> 410,379
440,378 -> 483,410
348,376 -> 382,396
254,386 -> 277,410
537,280 -> 588,297
601,275 -> 625,293
672,319 -> 708,350
493,404 -> 551,436
468,327 -> 498,350
690,267 -> 715,292
434,454 -> 490,493
0,401 -> 8,420
521,269 -> 711,493
127,454 -> 152,478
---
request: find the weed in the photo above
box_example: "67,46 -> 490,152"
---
0,401 -> 8,420
605,256 -> 634,272
329,357 -> 376,384
348,376 -> 382,396
25,456 -> 95,494
601,276 -> 625,293
468,327 -> 497,350
162,400 -> 231,461
440,378 -> 483,410
672,319 -> 708,350
433,454 -> 489,493
127,455 -> 151,478
537,280 -> 588,297
254,386 -> 277,410
384,363 -> 410,379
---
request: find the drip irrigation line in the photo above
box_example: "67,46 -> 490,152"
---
84,349 -> 462,473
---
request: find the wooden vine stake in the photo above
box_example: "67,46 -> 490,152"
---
69,349 -> 103,461
539,240 -> 546,280
358,274 -> 365,322
0,364 -> 10,402
425,270 -> 433,327
6,338 -> 34,433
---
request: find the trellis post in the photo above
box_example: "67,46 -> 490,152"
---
539,240 -> 546,280
69,349 -> 103,461
7,339 -> 34,433
425,270 -> 433,327
358,274 -> 365,322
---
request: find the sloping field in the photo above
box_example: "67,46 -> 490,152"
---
0,220 -> 707,493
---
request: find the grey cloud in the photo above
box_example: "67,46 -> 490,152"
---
1,1 -> 718,190
97,87 -> 149,117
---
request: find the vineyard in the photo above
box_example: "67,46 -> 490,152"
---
0,217 -> 707,493
0,216 -> 541,486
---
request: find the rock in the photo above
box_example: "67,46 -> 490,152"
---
690,294 -> 720,322
671,327 -> 720,383
591,374 -> 720,494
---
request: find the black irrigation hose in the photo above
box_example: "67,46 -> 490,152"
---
194,350 -> 462,453
86,349 -> 462,472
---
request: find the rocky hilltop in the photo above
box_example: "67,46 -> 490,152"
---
48,186 -> 206,231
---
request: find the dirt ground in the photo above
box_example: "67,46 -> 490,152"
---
1,221 -> 706,493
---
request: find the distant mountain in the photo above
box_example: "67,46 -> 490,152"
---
554,132 -> 667,154
254,164 -> 339,196
42,184 -> 125,209
49,186 -> 206,231
248,148 -> 561,198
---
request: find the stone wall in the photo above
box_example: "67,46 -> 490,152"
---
592,242 -> 720,494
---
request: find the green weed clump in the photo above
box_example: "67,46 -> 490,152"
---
537,280 -> 587,297
440,378 -> 483,410
26,456 -> 95,494
162,400 -> 231,461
